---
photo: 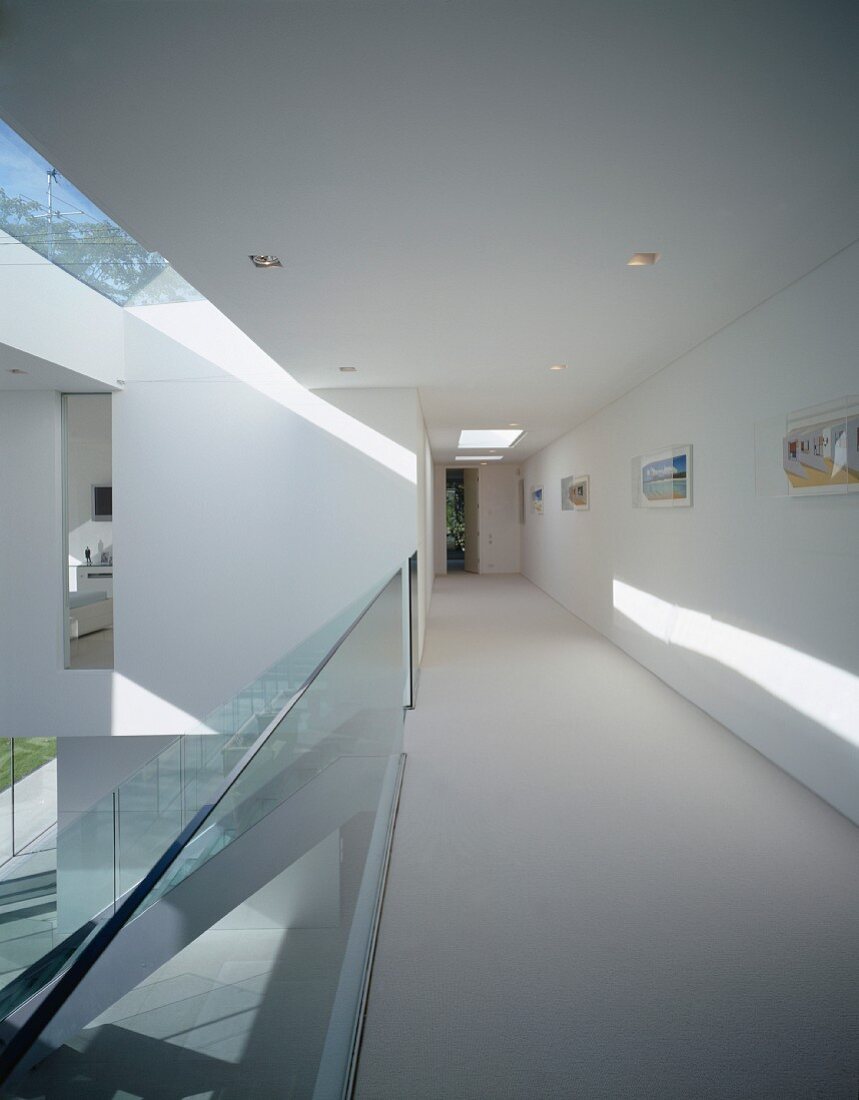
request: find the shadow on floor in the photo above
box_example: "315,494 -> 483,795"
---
16,1025 -> 238,1100
17,813 -> 377,1099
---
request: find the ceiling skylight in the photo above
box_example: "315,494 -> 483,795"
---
457,429 -> 524,449
0,117 -> 203,307
455,455 -> 503,461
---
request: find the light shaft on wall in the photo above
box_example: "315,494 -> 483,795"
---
613,579 -> 859,748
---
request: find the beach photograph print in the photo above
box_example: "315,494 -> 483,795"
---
639,446 -> 692,508
531,485 -> 544,514
561,475 -> 589,510
783,409 -> 859,496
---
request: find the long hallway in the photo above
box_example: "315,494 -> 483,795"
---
356,574 -> 859,1099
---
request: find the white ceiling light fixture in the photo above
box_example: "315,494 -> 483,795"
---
457,428 -> 524,449
549,363 -> 567,371
455,454 -> 503,461
627,252 -> 661,266
249,254 -> 283,268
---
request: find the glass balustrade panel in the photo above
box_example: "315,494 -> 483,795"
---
0,562 -> 407,1060
0,739 -> 12,866
11,737 -> 57,854
136,569 -> 405,912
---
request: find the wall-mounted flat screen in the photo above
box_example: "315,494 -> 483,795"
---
92,485 -> 112,521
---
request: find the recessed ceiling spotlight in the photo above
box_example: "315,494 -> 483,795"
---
481,461 -> 488,466
549,363 -> 567,371
249,254 -> 283,268
7,368 -> 27,375
508,422 -> 521,428
627,252 -> 660,266
339,366 -> 358,373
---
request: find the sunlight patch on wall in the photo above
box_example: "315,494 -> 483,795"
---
126,301 -> 417,484
612,579 -> 859,748
111,672 -> 216,738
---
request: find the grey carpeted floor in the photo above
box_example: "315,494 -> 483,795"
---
356,573 -> 859,1100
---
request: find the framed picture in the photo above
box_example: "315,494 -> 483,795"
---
561,475 -> 589,511
783,406 -> 859,496
636,446 -> 692,508
530,485 -> 543,514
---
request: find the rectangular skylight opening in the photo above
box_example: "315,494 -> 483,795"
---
457,429 -> 524,449
454,455 -> 503,461
0,117 -> 203,307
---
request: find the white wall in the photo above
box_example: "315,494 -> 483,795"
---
0,392 -> 175,798
477,465 -> 521,574
433,464 -> 448,575
2,307 -> 424,842
416,426 -> 433,661
0,391 -> 113,736
317,386 -> 435,662
0,267 -> 430,834
111,319 -> 419,735
66,394 -> 112,582
310,387 -> 421,455
522,242 -> 859,824
0,230 -> 123,388
0,240 -> 125,751
311,385 -> 433,660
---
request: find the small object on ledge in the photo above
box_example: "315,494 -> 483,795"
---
85,547 -> 91,565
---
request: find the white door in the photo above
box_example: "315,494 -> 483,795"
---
463,468 -> 479,573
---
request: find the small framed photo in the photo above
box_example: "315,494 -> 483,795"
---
561,475 -> 589,510
634,446 -> 692,508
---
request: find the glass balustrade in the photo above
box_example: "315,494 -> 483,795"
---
0,737 -> 57,863
0,559 -> 410,1096
136,568 -> 405,913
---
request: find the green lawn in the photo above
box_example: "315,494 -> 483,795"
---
0,738 -> 57,793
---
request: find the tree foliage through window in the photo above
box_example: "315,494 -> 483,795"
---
0,186 -> 200,306
446,482 -> 465,551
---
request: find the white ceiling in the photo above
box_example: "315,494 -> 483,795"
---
0,343 -> 113,393
1,1 -> 857,462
